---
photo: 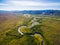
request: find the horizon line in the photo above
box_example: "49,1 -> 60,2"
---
0,9 -> 60,11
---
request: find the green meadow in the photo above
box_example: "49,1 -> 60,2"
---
0,14 -> 60,45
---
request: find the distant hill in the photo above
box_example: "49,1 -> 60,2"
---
0,10 -> 60,16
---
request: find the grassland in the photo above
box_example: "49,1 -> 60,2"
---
0,14 -> 60,45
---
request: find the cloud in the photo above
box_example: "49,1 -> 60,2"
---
10,1 -> 60,6
0,0 -> 60,10
10,1 -> 40,6
1,1 -> 60,6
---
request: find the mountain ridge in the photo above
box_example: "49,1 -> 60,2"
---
0,10 -> 60,16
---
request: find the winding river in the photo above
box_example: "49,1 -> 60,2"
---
18,18 -> 44,45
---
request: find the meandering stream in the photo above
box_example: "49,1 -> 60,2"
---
18,18 -> 44,45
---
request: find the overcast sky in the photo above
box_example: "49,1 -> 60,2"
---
0,0 -> 60,10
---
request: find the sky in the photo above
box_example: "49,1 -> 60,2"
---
0,0 -> 60,11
